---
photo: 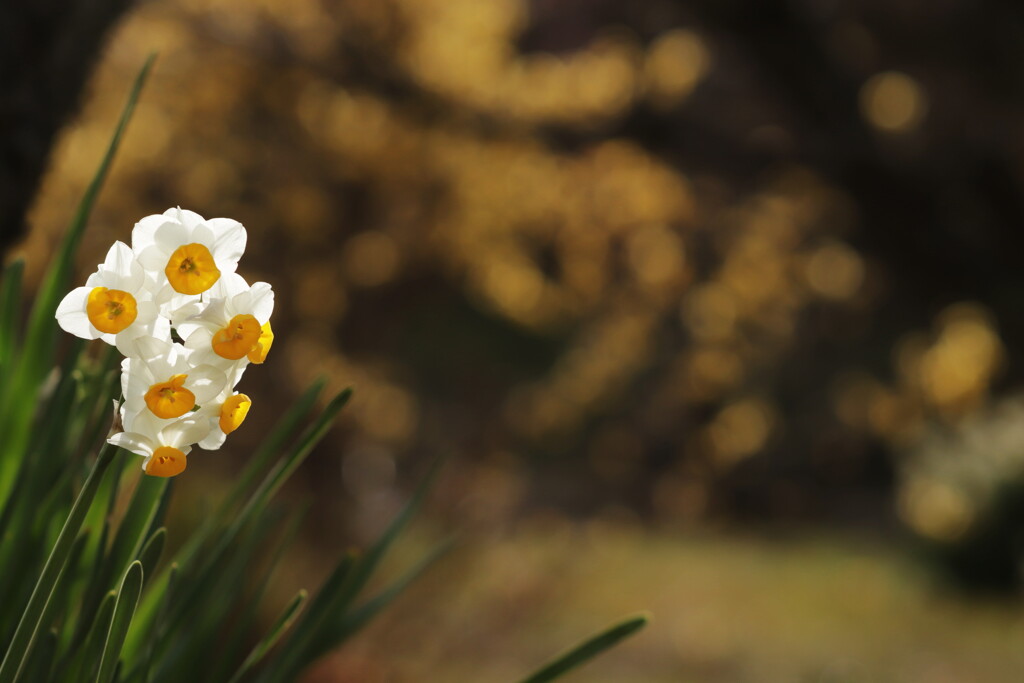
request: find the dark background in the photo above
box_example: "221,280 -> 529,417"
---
8,0 -> 1024,679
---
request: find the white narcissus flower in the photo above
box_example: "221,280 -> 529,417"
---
178,273 -> 274,370
108,411 -> 213,477
132,207 -> 247,304
195,366 -> 252,451
58,207 -> 272,478
121,337 -> 227,424
54,241 -> 166,357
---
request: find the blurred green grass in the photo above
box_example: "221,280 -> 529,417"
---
304,521 -> 1024,682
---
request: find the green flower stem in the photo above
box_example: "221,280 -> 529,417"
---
0,442 -> 118,683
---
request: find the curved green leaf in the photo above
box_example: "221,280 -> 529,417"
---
516,614 -> 649,683
95,561 -> 143,683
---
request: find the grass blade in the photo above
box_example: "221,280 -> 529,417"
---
95,561 -> 143,683
322,456 -> 442,617
0,258 -> 24,371
308,538 -> 453,664
137,528 -> 166,580
225,590 -> 307,683
262,458 -> 442,682
0,442 -> 118,683
59,590 -> 116,683
240,387 -> 352,518
19,629 -> 57,683
0,53 -> 155,502
135,563 -> 179,683
222,376 -> 326,513
211,503 -> 311,682
107,476 -> 167,580
144,377 -> 327,592
515,614 -> 649,683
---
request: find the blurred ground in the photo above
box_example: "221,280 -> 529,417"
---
301,522 -> 1024,683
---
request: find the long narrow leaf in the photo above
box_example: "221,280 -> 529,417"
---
258,553 -> 355,683
306,538 -> 454,665
137,528 -> 166,580
59,591 -> 116,683
135,563 -> 179,683
106,476 -> 167,582
19,629 -> 57,683
223,376 -> 327,512
0,442 -> 118,683
0,258 -> 24,370
238,387 -> 353,523
136,377 -> 328,615
323,456 -> 442,616
0,55 -> 154,501
225,590 -> 307,683
212,503 -> 311,682
158,386 -> 353,637
95,562 -> 143,683
515,614 -> 649,683
263,458 -> 442,682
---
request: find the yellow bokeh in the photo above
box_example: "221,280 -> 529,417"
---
860,71 -> 928,133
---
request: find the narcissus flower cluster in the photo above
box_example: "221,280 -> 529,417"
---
56,208 -> 274,477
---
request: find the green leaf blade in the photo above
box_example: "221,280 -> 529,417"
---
0,258 -> 24,371
95,561 -> 144,683
516,614 -> 649,683
0,53 -> 154,503
226,590 -> 307,683
0,442 -> 118,683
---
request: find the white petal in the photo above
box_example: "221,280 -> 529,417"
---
191,343 -> 245,374
102,241 -> 136,278
135,337 -> 183,379
176,208 -> 206,229
183,324 -> 216,352
225,363 -> 247,390
134,335 -> 172,363
134,299 -> 160,326
153,220 -> 189,254
126,409 -> 171,438
121,403 -> 159,431
162,414 -> 212,449
119,357 -> 133,398
92,270 -> 123,290
137,244 -> 170,272
147,315 -> 173,346
115,325 -> 148,358
194,401 -> 221,419
186,364 -> 227,405
93,260 -> 145,294
132,214 -> 175,254
122,359 -> 152,401
165,294 -> 201,326
109,302 -> 156,357
209,273 -> 249,301
248,283 -> 275,323
55,287 -> 101,339
107,431 -> 155,458
208,218 -> 247,267
198,424 -> 228,451
152,283 -> 182,311
190,222 -> 215,249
